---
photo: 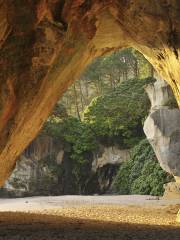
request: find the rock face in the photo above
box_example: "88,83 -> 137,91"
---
3,155 -> 37,197
0,1 -> 180,185
144,78 -> 180,201
2,138 -> 129,197
2,136 -> 64,197
92,145 -> 130,171
144,79 -> 180,176
90,145 -> 130,194
144,76 -> 174,111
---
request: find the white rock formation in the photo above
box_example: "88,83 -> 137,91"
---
144,79 -> 180,176
144,77 -> 173,111
3,155 -> 33,195
92,145 -> 130,172
143,78 -> 180,200
3,137 -> 64,196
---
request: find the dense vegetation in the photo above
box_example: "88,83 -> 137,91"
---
113,139 -> 173,196
83,77 -> 155,147
1,48 -> 174,197
44,116 -> 97,193
61,48 -> 154,117
43,73 -> 172,195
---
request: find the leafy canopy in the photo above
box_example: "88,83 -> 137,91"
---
83,77 -> 155,147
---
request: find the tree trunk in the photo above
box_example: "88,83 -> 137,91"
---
73,83 -> 81,120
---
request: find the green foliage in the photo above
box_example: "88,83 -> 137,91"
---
43,116 -> 97,193
51,103 -> 68,118
82,48 -> 152,91
83,77 -> 155,147
43,76 -> 173,196
43,77 -> 158,193
113,139 -> 174,196
132,49 -> 154,78
39,41 -> 175,196
44,116 -> 97,153
62,48 -> 154,118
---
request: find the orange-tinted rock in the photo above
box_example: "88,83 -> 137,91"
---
0,0 -> 180,185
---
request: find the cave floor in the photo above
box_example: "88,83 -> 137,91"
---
0,195 -> 179,240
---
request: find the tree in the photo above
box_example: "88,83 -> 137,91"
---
83,77 -> 155,147
61,48 -> 154,117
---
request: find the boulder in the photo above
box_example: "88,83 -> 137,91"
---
143,78 -> 180,202
144,108 -> 180,176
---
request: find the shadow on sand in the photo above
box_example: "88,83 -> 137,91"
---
0,211 -> 179,240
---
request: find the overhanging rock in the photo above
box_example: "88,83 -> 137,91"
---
0,1 -> 180,185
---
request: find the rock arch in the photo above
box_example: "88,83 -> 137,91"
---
0,0 -> 180,185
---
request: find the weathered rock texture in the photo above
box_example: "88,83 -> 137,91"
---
144,78 -> 180,200
144,79 -> 180,176
92,145 -> 130,171
2,136 -> 64,196
144,108 -> 180,176
0,1 -> 180,185
2,137 -> 129,197
144,75 -> 175,111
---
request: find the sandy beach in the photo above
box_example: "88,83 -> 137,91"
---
0,195 -> 179,239
0,195 -> 180,212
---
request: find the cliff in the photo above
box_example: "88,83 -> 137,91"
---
144,78 -> 180,199
2,137 -> 129,197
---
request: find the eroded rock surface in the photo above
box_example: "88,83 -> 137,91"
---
144,78 -> 180,201
2,136 -> 64,196
0,1 -> 180,185
2,137 -> 128,196
144,79 -> 180,176
92,145 -> 129,171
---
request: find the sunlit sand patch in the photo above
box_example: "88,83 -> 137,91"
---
0,202 -> 179,239
33,204 -> 180,226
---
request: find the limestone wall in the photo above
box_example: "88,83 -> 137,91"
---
2,138 -> 129,197
144,79 -> 180,176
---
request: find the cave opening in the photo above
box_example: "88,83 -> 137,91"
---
0,47 -> 180,239
1,47 -> 178,202
0,1 -> 180,238
0,1 -> 180,193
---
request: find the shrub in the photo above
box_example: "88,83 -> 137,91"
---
113,139 -> 174,196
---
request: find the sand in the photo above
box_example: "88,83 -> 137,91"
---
0,195 -> 179,240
